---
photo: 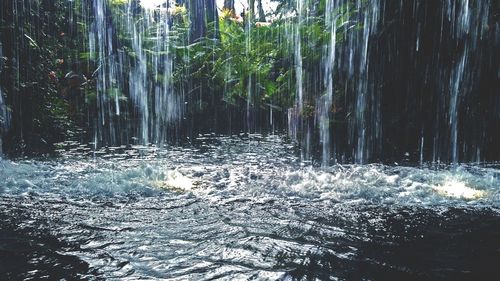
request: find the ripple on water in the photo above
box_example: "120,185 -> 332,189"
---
1,135 -> 499,280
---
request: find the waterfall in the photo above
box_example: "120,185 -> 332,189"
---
127,2 -> 149,144
320,0 -> 337,166
89,0 -> 122,146
317,0 -> 380,164
315,0 -> 495,165
89,0 -> 179,147
246,4 -> 253,133
0,88 -> 4,155
294,0 -> 304,115
0,0 -> 495,162
443,0 -> 489,164
349,0 -> 380,164
289,0 -> 313,162
0,44 -> 10,156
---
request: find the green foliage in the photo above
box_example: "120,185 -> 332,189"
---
0,0 -> 362,154
110,0 -> 129,5
0,0 -> 93,155
168,3 -> 336,111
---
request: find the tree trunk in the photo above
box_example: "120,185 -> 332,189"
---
189,0 -> 206,43
206,0 -> 220,39
223,0 -> 235,16
257,0 -> 266,22
249,0 -> 256,22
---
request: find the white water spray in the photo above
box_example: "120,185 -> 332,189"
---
89,0 -> 180,147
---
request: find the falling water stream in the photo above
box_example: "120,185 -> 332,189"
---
83,0 -> 499,165
0,44 -> 10,156
285,0 -> 497,165
287,0 -> 383,165
320,0 -> 336,167
89,0 -> 180,147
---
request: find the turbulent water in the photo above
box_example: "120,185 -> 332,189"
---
0,135 -> 499,280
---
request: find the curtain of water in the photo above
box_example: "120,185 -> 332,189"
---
83,0 -> 496,164
315,0 -> 380,164
295,0 -> 312,162
319,0 -> 337,166
316,0 -> 491,165
294,0 -> 304,116
287,15 -> 299,154
246,5 -> 253,133
349,0 -> 380,164
0,44 -> 10,155
287,0 -> 312,162
127,2 -> 149,144
154,8 -> 179,142
89,0 -> 179,147
89,0 -> 121,146
0,0 -> 496,161
443,0 -> 489,164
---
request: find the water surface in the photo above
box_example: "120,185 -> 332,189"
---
1,136 -> 499,280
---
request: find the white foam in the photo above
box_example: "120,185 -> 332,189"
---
433,179 -> 486,200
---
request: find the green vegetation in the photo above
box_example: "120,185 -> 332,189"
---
0,0 -> 361,154
0,0 -> 499,162
0,0 -> 91,155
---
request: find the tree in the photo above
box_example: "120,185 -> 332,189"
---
206,0 -> 220,39
257,0 -> 266,22
189,0 -> 206,42
248,0 -> 256,21
224,0 -> 235,16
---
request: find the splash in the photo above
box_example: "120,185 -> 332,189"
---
433,179 -> 486,200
